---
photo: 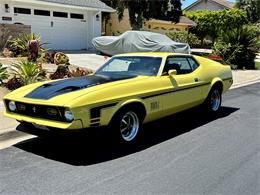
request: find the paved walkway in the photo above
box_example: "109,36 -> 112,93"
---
65,51 -> 109,71
232,70 -> 260,88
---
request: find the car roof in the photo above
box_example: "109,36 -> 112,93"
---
115,52 -> 192,58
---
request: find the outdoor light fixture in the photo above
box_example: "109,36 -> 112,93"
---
96,14 -> 100,21
5,4 -> 10,13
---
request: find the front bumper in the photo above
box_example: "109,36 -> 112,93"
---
4,111 -> 83,130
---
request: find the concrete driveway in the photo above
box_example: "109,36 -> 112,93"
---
64,51 -> 109,71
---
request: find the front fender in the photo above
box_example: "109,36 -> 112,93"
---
100,98 -> 147,126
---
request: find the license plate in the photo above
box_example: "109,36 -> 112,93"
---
33,124 -> 50,131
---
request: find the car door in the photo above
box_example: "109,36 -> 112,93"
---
159,56 -> 204,114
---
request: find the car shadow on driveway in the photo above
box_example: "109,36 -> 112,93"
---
14,106 -> 239,166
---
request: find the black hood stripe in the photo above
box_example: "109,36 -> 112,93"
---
25,74 -> 136,100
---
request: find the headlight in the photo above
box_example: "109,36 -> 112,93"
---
64,108 -> 74,122
9,101 -> 16,112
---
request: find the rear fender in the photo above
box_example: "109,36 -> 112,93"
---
210,77 -> 223,93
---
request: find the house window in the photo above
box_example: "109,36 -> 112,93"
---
34,9 -> 50,16
14,7 -> 31,15
70,13 -> 84,19
53,11 -> 68,18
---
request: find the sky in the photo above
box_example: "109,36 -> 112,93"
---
181,0 -> 236,9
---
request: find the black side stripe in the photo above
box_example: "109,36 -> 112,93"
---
90,102 -> 118,119
141,82 -> 210,99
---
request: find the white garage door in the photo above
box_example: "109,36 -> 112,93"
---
14,10 -> 87,50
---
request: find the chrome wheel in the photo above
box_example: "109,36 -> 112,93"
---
210,89 -> 221,111
120,111 -> 139,142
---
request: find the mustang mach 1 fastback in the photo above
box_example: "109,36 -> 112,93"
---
4,52 -> 233,143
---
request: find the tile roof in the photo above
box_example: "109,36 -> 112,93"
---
36,0 -> 114,11
178,16 -> 197,26
149,16 -> 196,26
212,0 -> 235,8
185,0 -> 235,10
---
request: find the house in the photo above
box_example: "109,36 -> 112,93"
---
185,0 -> 235,11
143,17 -> 196,34
0,0 -> 114,50
104,9 -> 196,36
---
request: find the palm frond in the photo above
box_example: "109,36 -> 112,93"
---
11,60 -> 45,85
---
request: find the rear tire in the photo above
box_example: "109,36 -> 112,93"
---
204,87 -> 222,113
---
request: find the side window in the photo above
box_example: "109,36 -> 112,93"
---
163,57 -> 192,75
187,57 -> 199,70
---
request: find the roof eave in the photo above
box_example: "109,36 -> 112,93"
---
13,0 -> 115,12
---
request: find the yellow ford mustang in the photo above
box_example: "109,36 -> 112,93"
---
3,52 -> 232,143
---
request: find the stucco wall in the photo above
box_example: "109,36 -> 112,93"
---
104,9 -> 189,35
105,9 -> 132,35
0,24 -> 31,49
0,1 -> 15,25
143,21 -> 188,34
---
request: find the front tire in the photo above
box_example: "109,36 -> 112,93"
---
111,109 -> 142,144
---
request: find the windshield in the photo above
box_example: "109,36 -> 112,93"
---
96,56 -> 162,76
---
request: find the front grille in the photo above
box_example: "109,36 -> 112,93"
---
5,100 -> 67,122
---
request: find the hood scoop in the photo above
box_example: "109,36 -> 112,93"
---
25,74 -> 136,100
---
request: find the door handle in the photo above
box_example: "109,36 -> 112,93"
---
194,78 -> 199,82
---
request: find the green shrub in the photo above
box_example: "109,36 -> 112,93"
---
8,33 -> 47,57
0,63 -> 9,84
213,25 -> 260,69
166,31 -> 200,47
11,60 -> 46,85
184,9 -> 248,45
212,41 -> 242,68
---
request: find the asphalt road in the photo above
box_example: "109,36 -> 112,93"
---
0,83 -> 259,194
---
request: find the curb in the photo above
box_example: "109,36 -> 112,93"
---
0,129 -> 35,150
230,78 -> 260,89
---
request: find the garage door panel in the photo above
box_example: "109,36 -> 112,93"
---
14,14 -> 87,50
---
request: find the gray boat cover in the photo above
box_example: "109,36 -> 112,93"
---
92,31 -> 190,56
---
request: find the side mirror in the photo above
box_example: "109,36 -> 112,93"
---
168,69 -> 177,76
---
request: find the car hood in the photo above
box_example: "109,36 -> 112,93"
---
25,74 -> 136,100
4,74 -> 148,106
